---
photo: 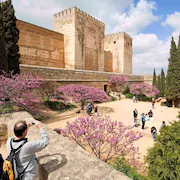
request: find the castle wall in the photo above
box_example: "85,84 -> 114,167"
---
53,8 -> 76,69
104,51 -> 113,72
74,8 -> 105,71
17,20 -> 64,68
143,76 -> 153,85
20,65 -> 144,90
53,7 -> 105,71
105,32 -> 132,74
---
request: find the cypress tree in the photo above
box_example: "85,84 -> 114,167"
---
0,1 -> 8,73
157,75 -> 161,92
166,37 -> 180,106
152,68 -> 156,86
160,69 -> 165,97
2,0 -> 20,74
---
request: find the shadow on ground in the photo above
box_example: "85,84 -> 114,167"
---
45,112 -> 78,124
98,106 -> 114,114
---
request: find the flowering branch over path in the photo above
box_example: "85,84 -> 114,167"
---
0,73 -> 42,114
109,75 -> 128,92
55,84 -> 110,109
130,83 -> 159,97
59,115 -> 142,164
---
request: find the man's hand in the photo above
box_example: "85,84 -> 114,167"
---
34,120 -> 43,130
27,120 -> 43,130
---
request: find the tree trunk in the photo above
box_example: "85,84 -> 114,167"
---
172,100 -> 175,108
81,101 -> 85,110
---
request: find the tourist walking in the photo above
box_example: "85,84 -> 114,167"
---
86,103 -> 91,115
159,121 -> 166,131
133,109 -> 138,123
141,113 -> 146,129
135,96 -> 138,103
5,120 -> 49,180
152,99 -> 155,109
133,95 -> 135,103
148,110 -> 153,118
151,127 -> 157,140
94,106 -> 98,116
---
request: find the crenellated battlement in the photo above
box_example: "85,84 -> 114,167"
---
104,32 -> 123,41
75,7 -> 105,26
53,7 -> 73,18
54,7 -> 105,27
105,32 -> 132,41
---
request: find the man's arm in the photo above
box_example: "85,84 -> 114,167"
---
28,121 -> 49,153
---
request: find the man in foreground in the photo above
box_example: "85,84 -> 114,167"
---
6,120 -> 49,180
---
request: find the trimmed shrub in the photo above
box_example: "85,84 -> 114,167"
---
160,102 -> 166,106
113,157 -> 145,180
125,93 -> 134,99
110,96 -> 117,101
145,121 -> 180,180
44,100 -> 76,112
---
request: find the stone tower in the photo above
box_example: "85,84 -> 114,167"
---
53,7 -> 105,71
105,32 -> 132,74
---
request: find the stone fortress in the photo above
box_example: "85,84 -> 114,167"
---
16,6 -> 151,89
17,6 -> 132,74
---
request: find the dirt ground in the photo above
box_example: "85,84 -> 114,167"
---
1,99 -> 179,162
45,99 -> 179,161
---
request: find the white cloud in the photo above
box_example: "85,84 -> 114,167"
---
133,34 -> 170,69
162,12 -> 180,30
12,0 -> 133,30
162,12 -> 180,43
110,0 -> 159,36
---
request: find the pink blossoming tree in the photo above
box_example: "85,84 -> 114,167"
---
130,83 -> 159,97
0,73 -> 43,115
109,75 -> 128,92
54,84 -> 110,109
59,115 -> 142,164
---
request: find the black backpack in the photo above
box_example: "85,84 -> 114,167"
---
0,154 -> 4,178
1,139 -> 27,180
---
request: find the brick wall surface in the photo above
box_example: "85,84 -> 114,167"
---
104,51 -> 113,72
105,32 -> 132,74
17,20 -> 65,68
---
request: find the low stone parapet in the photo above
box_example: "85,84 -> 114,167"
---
0,112 -> 131,180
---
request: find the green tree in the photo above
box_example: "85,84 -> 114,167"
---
166,37 -> 180,107
145,120 -> 180,180
2,0 -> 20,74
157,74 -> 161,92
159,69 -> 165,97
0,1 -> 8,73
152,68 -> 156,86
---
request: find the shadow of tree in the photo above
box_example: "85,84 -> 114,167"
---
38,153 -> 67,180
98,106 -> 114,114
45,112 -> 78,124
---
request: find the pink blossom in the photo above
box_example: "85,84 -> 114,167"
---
59,115 -> 142,163
109,75 -> 128,92
130,83 -> 159,97
54,84 -> 110,109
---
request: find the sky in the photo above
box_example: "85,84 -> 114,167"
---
11,0 -> 180,75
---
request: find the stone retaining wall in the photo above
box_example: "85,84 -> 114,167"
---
20,64 -> 145,90
0,112 -> 131,180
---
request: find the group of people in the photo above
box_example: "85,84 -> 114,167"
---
133,96 -> 138,103
132,108 -> 166,140
86,103 -> 98,116
151,121 -> 166,140
0,120 -> 49,180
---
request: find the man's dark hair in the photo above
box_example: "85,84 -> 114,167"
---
14,121 -> 27,137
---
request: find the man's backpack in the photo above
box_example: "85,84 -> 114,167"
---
0,154 -> 4,178
1,139 -> 27,180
